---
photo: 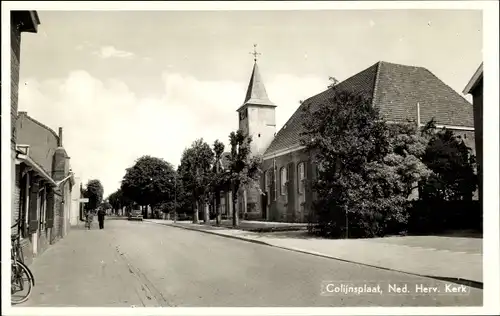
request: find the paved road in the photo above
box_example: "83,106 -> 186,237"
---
21,219 -> 482,307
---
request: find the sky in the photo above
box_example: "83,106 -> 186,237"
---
16,9 -> 482,196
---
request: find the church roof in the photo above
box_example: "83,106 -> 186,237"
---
239,62 -> 276,111
463,62 -> 483,95
264,61 -> 474,156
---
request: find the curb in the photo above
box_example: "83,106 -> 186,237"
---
145,220 -> 483,290
146,221 -> 270,246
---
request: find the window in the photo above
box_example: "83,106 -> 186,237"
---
220,192 -> 226,215
38,187 -> 46,231
280,167 -> 288,195
297,162 -> 305,194
266,170 -> 272,205
263,171 -> 267,191
273,168 -> 278,201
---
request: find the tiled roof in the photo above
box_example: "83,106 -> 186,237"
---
264,61 -> 474,156
239,62 -> 276,111
463,62 -> 483,94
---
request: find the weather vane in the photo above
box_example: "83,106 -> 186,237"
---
249,44 -> 261,62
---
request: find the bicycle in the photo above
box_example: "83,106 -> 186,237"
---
10,220 -> 35,305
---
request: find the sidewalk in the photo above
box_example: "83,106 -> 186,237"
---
145,219 -> 483,285
17,222 -> 161,307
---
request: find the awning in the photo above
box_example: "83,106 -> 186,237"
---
16,153 -> 58,187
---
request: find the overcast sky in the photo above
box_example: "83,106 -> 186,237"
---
17,9 -> 482,196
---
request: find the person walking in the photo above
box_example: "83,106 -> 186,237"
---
97,208 -> 106,229
85,209 -> 94,230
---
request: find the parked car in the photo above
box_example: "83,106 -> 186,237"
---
128,209 -> 143,221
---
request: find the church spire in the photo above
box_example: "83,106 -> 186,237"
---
242,44 -> 275,108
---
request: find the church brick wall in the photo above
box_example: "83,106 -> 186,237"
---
261,148 -> 314,223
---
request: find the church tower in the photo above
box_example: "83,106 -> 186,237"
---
237,44 -> 277,156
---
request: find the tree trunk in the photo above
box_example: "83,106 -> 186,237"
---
215,192 -> 221,226
232,188 -> 239,227
204,201 -> 210,225
193,201 -> 199,224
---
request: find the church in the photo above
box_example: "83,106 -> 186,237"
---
219,52 -> 476,223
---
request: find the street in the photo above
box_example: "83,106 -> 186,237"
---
20,219 -> 482,307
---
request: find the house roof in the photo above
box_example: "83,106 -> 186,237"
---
11,11 -> 41,33
264,61 -> 474,156
237,62 -> 276,112
463,62 -> 483,95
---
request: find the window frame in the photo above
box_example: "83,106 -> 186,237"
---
297,162 -> 305,194
273,168 -> 278,201
38,187 -> 46,231
280,167 -> 288,196
265,169 -> 272,205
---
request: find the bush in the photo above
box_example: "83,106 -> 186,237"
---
407,200 -> 482,234
301,88 -> 430,239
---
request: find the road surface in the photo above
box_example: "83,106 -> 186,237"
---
20,219 -> 482,307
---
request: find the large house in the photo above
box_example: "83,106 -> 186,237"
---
15,113 -> 75,263
10,10 -> 40,239
463,62 -> 483,204
11,10 -> 77,264
219,59 -> 476,223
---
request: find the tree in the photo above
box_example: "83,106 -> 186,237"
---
108,189 -> 122,213
121,156 -> 176,219
108,189 -> 133,214
210,139 -> 226,225
100,201 -> 112,211
301,89 -> 431,238
225,130 -> 262,227
83,179 -> 104,211
178,139 -> 214,224
173,176 -> 193,217
421,128 -> 477,201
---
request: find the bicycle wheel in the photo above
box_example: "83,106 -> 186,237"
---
11,260 -> 33,305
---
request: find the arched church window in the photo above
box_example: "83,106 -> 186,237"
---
266,169 -> 272,205
297,162 -> 305,194
280,167 -> 287,195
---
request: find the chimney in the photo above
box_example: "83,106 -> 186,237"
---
58,127 -> 63,147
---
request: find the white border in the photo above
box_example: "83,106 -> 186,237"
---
2,1 -> 499,316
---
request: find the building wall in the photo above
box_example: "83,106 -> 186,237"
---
472,78 -> 483,202
62,181 -> 72,236
13,161 -> 22,233
11,16 -> 22,147
246,106 -> 276,156
261,148 -> 314,222
17,113 -> 60,175
70,177 -> 81,226
11,14 -> 23,232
